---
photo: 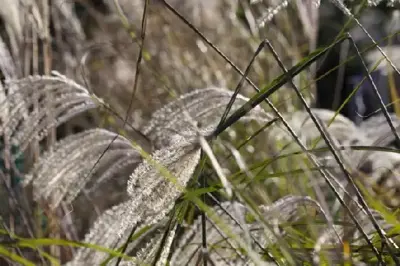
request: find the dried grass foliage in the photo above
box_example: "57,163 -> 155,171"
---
0,0 -> 400,265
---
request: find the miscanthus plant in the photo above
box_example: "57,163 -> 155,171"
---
2,71 -> 400,265
1,0 -> 400,265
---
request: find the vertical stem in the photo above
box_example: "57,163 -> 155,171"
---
42,0 -> 55,145
4,137 -> 13,234
386,40 -> 400,117
41,0 -> 60,260
201,172 -> 208,266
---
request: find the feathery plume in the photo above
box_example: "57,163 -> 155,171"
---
171,195 -> 323,265
357,150 -> 400,208
0,73 -> 98,154
251,0 -> 400,30
272,109 -> 400,208
255,0 -> 292,27
24,128 -> 141,209
267,108 -> 368,174
65,199 -> 139,265
69,131 -> 203,264
134,222 -> 178,266
0,35 -> 21,125
270,108 -> 361,145
125,131 -> 203,229
142,87 -> 274,148
314,207 -> 394,264
359,113 -> 400,147
364,45 -> 400,76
